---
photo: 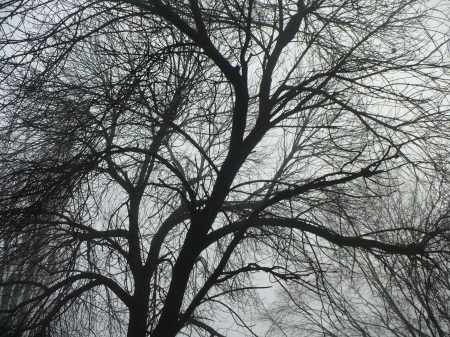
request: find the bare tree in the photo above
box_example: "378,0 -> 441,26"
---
263,179 -> 450,336
1,1 -> 450,336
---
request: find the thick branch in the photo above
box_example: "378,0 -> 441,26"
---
145,205 -> 190,269
183,315 -> 226,337
258,0 -> 310,117
120,0 -> 241,86
206,218 -> 427,255
71,229 -> 129,240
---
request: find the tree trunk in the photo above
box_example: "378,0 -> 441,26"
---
127,277 -> 151,337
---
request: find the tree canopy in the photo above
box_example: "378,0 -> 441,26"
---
1,1 -> 450,336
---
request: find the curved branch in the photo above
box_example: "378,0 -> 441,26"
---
0,272 -> 131,314
46,212 -> 129,258
35,280 -> 102,337
183,314 -> 226,337
145,205 -> 190,269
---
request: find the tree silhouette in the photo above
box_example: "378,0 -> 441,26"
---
1,1 -> 450,336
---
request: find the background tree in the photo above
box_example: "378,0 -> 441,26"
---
1,1 -> 450,336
